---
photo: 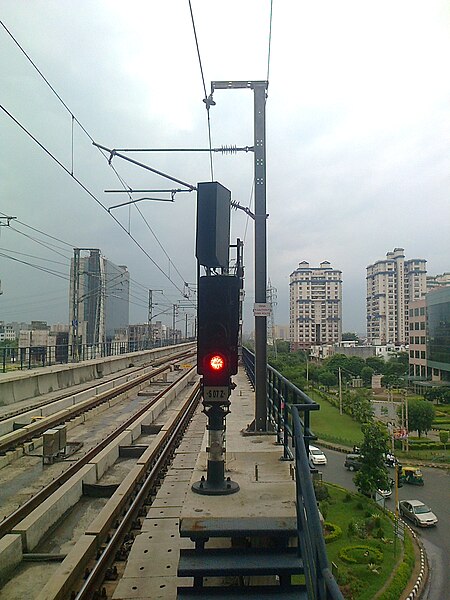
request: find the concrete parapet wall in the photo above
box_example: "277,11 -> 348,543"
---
35,534 -> 97,600
0,343 -> 193,406
0,534 -> 23,585
12,464 -> 96,552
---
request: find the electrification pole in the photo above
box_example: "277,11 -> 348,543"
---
211,80 -> 268,431
148,289 -> 162,347
72,248 -> 80,361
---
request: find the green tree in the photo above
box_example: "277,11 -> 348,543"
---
423,387 -> 442,403
275,340 -> 290,354
307,363 -> 322,385
350,389 -> 374,423
424,387 -> 450,405
365,356 -> 386,374
404,400 -> 435,438
439,430 -> 449,450
323,354 -> 349,375
361,366 -> 374,386
342,332 -> 359,341
354,421 -> 390,496
346,356 -> 366,377
385,352 -> 409,377
318,370 -> 338,390
381,373 -> 403,388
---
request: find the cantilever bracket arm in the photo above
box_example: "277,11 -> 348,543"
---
231,201 -> 268,221
93,142 -> 197,191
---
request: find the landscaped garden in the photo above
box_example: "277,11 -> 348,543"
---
315,482 -> 414,600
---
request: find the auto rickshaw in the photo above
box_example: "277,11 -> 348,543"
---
399,466 -> 424,486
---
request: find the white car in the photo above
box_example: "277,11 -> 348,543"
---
309,445 -> 327,466
399,500 -> 438,527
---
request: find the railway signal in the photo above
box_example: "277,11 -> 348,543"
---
197,274 -> 240,392
193,185 -> 240,496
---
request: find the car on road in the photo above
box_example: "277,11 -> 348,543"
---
399,500 -> 438,527
309,445 -> 327,465
344,453 -> 362,471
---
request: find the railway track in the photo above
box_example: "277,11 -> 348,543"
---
0,363 -> 202,599
0,346 -> 195,455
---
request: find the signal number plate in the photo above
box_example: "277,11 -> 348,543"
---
203,386 -> 229,401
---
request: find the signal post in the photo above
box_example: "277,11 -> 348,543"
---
192,182 -> 241,495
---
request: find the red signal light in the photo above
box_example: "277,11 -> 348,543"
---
209,354 -> 225,371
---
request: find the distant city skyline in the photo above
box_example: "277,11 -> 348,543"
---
1,2 -> 449,334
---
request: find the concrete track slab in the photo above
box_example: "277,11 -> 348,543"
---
171,454 -> 199,469
163,471 -> 193,482
157,480 -> 189,497
140,517 -> 180,534
151,496 -> 186,508
113,575 -> 192,599
146,506 -> 183,519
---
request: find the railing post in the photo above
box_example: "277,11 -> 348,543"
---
282,381 -> 290,460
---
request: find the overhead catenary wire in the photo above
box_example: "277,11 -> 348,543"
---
266,0 -> 274,84
8,226 -> 73,260
0,211 -> 175,305
0,23 -> 194,302
0,103 -> 189,298
0,252 -> 70,281
0,247 -> 69,266
187,0 -> 214,181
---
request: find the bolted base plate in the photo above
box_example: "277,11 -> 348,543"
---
192,479 -> 240,496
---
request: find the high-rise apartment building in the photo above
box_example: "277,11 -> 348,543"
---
69,249 -> 130,348
289,261 -> 342,351
426,272 -> 450,291
366,248 -> 427,345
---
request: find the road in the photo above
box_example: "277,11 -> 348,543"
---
314,446 -> 449,600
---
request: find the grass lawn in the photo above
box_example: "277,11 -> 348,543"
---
317,483 -> 407,600
309,390 -> 363,447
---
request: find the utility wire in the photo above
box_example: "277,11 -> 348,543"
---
188,0 -> 214,181
0,247 -> 69,266
0,24 -> 193,297
266,0 -> 274,84
0,251 -> 70,281
0,103 -> 188,297
1,211 -> 169,302
8,226 -> 73,260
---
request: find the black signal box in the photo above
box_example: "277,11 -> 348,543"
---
196,182 -> 231,269
197,275 -> 240,378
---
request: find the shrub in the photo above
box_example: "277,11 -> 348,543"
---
377,532 -> 415,600
320,501 -> 330,520
340,544 -> 384,565
343,492 -> 352,503
323,521 -> 342,543
314,481 -> 330,501
347,520 -> 357,537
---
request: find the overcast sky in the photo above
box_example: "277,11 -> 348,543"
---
1,0 -> 449,335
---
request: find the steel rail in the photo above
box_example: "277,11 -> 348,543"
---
0,348 -> 195,454
74,382 -> 201,599
0,345 -> 195,423
0,362 -> 197,538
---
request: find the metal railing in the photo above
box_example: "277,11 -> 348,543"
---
242,347 -> 344,599
1,338 -> 195,373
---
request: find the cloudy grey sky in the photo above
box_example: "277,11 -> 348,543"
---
1,0 -> 449,335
